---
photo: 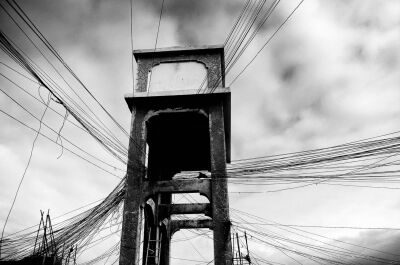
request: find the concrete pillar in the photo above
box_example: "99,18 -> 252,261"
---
120,110 -> 147,265
159,222 -> 171,265
209,103 -> 233,265
159,193 -> 171,265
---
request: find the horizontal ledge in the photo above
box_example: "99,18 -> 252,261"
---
125,87 -> 230,99
160,203 -> 210,215
143,178 -> 211,200
171,219 -> 213,232
133,45 -> 224,58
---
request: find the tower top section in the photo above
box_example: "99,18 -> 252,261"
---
126,45 -> 230,162
133,45 -> 225,94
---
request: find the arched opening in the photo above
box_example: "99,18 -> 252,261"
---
146,111 -> 210,181
170,229 -> 213,265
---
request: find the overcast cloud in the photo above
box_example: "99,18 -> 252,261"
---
1,0 -> 400,264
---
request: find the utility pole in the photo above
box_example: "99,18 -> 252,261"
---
119,45 -> 233,265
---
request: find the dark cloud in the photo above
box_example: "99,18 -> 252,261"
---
140,0 -> 244,45
341,231 -> 400,264
1,0 -> 400,263
282,231 -> 400,265
1,0 -> 130,57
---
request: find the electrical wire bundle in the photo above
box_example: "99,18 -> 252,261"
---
231,208 -> 400,264
227,132 -> 400,192
0,3 -> 134,257
4,136 -> 400,264
195,0 -> 304,93
196,0 -> 280,93
0,0 -> 134,168
1,0 -> 399,263
0,180 -> 125,261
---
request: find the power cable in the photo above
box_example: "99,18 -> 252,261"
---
130,0 -> 135,93
0,108 -> 123,179
0,92 -> 51,258
229,0 -> 305,86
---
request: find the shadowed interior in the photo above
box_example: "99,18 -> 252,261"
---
146,111 -> 211,180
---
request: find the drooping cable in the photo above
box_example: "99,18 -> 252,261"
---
229,0 -> 305,86
0,91 -> 51,257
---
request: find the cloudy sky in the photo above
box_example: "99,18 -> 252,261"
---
1,0 -> 400,264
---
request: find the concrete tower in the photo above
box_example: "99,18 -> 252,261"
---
120,45 -> 232,265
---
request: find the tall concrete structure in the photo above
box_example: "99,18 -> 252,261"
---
120,45 -> 232,265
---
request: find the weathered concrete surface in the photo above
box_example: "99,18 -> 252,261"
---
160,203 -> 211,216
133,45 -> 225,93
119,109 -> 147,265
170,219 -> 213,235
143,179 -> 211,200
209,103 -> 233,265
120,45 -> 232,265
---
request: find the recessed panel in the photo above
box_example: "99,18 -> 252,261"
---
147,61 -> 207,92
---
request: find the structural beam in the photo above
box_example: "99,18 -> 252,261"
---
159,203 -> 211,216
170,219 -> 213,234
143,178 -> 211,199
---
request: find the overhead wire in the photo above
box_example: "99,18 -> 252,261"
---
0,108 -> 123,179
232,208 -> 400,259
2,0 -> 400,262
6,0 -> 132,140
0,91 -> 51,257
0,0 -> 153,168
0,85 -> 126,173
0,29 -> 129,164
130,0 -> 135,93
228,0 -> 305,86
232,212 -> 400,264
146,0 -> 166,92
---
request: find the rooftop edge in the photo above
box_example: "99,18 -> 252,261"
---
133,45 -> 224,60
